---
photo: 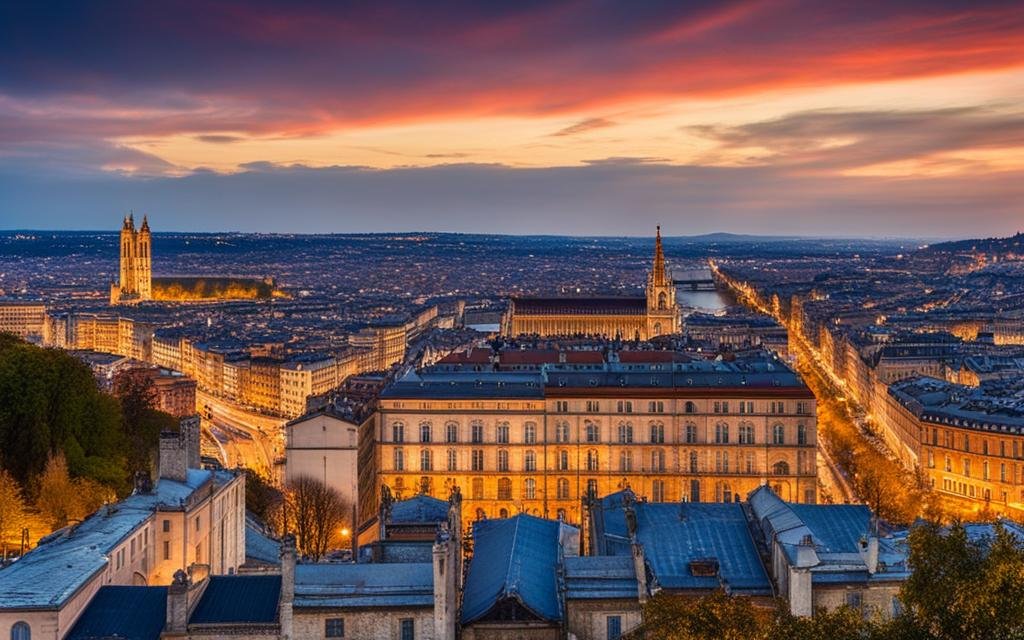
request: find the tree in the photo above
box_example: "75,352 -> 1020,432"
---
0,467 -> 27,559
284,475 -> 348,560
635,591 -> 771,640
115,369 -> 175,478
36,452 -> 80,529
245,468 -> 284,533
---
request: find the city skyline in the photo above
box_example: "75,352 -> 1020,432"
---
3,1 -> 1024,236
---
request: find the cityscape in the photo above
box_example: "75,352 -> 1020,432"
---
2,2 -> 1024,640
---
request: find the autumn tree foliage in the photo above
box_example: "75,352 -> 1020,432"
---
0,467 -> 27,559
245,468 -> 285,533
284,475 -> 349,560
114,369 -> 177,477
36,452 -> 113,530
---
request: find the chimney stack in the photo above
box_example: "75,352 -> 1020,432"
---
165,570 -> 190,636
159,415 -> 201,483
279,534 -> 296,640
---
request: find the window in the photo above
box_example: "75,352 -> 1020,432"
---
420,423 -> 432,443
497,449 -> 509,472
739,424 -> 754,444
393,448 -> 405,471
420,449 -> 432,471
796,401 -> 809,415
607,615 -> 622,640
797,424 -> 807,446
447,449 -> 457,471
773,424 -> 785,445
619,450 -> 633,472
195,516 -> 200,531
471,449 -> 485,471
586,400 -> 600,412
649,401 -> 664,413
555,400 -> 569,413
651,450 -> 665,472
445,422 -> 458,443
325,618 -> 345,638
586,422 -> 599,443
617,400 -> 633,413
746,453 -> 755,474
685,424 -> 697,444
649,422 -> 664,443
652,480 -> 665,502
472,477 -> 484,500
738,401 -> 754,414
162,519 -> 170,532
524,422 -> 537,444
498,477 -> 512,500
400,618 -> 414,640
525,450 -> 536,471
163,540 -> 170,560
846,591 -> 863,610
963,458 -> 971,477
10,622 -> 30,640
392,422 -> 405,443
586,450 -> 599,471
773,460 -> 790,475
587,479 -> 598,497
618,423 -> 634,444
471,422 -> 484,443
558,450 -> 570,471
714,423 -> 729,444
684,401 -> 697,414
557,478 -> 570,499
689,451 -> 698,473
556,421 -> 570,443
524,478 -> 536,499
497,422 -> 510,444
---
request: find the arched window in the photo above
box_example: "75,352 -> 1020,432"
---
419,422 -> 432,443
524,450 -> 536,471
557,508 -> 567,521
715,423 -> 729,444
649,422 -> 664,443
497,477 -> 512,500
496,422 -> 510,444
797,424 -> 807,445
658,291 -> 667,309
773,460 -> 790,475
723,483 -> 732,503
11,622 -> 30,640
445,422 -> 459,443
393,448 -> 404,471
475,507 -> 486,520
420,449 -> 432,471
586,450 -> 599,471
558,449 -> 570,471
689,451 -> 699,473
618,423 -> 634,444
651,450 -> 665,472
497,449 -> 509,472
773,424 -> 785,445
739,423 -> 754,444
557,478 -> 570,499
471,421 -> 484,443
556,421 -> 570,443
392,422 -> 405,443
685,423 -> 698,444
586,422 -> 600,443
499,508 -> 509,518
524,422 -> 537,444
685,401 -> 697,414
524,478 -> 537,499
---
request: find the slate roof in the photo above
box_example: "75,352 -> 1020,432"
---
0,469 -> 233,610
564,556 -> 638,600
65,586 -> 167,640
592,491 -> 771,595
294,563 -> 434,609
461,514 -> 565,625
512,296 -> 647,316
390,495 -> 448,524
190,575 -> 281,624
245,514 -> 281,566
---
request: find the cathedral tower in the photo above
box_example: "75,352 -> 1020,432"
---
110,213 -> 153,305
646,226 -> 677,336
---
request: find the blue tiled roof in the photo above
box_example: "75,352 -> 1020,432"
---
461,514 -> 565,625
245,514 -> 281,566
190,575 -> 281,624
390,495 -> 449,524
564,556 -> 638,600
294,563 -> 434,609
790,504 -> 870,554
65,586 -> 167,640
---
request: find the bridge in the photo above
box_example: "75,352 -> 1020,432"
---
673,268 -> 717,291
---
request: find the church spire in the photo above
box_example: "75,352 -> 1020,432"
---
652,225 -> 668,286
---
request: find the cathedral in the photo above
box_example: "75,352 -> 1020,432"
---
504,226 -> 678,339
110,213 -> 152,305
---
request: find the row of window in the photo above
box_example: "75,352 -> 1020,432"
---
552,400 -> 811,414
391,421 -> 809,445
326,617 -> 415,639
929,427 -> 1024,459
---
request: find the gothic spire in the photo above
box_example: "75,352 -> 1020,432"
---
652,225 -> 668,286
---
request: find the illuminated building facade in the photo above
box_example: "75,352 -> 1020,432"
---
110,213 -> 152,305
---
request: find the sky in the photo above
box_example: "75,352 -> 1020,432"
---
2,0 -> 1024,237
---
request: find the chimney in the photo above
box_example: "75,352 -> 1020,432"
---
631,542 -> 649,604
788,535 -> 817,617
860,534 -> 880,574
165,570 -> 190,636
159,416 -> 201,483
181,415 -> 201,470
433,532 -> 458,639
279,534 -> 296,640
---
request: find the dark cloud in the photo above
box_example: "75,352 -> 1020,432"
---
195,134 -> 245,144
2,160 -> 1020,238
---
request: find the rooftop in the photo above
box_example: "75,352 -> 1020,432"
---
294,563 -> 434,609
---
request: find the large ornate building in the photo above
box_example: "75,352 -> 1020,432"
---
504,227 -> 678,339
110,213 -> 152,304
371,347 -> 817,532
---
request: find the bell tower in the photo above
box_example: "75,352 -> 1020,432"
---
646,226 -> 676,337
137,215 -> 152,300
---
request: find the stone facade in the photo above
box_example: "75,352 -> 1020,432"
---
110,213 -> 152,305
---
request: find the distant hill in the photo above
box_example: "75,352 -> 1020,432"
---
924,232 -> 1024,255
